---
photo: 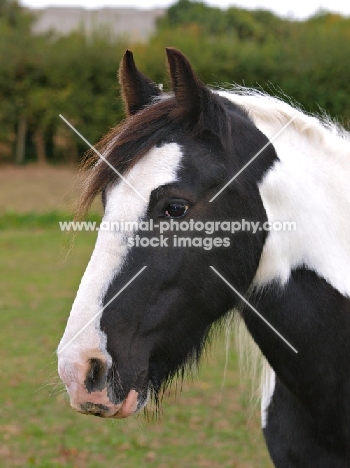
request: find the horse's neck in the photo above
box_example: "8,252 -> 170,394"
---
223,91 -> 350,456
222,90 -> 350,297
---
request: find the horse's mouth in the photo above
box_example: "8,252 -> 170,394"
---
111,388 -> 147,419
71,386 -> 149,419
103,389 -> 149,419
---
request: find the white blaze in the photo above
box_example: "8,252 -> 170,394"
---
58,143 -> 183,366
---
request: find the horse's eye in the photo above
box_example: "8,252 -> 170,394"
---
164,202 -> 189,218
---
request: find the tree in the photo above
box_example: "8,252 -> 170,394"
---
0,0 -> 36,163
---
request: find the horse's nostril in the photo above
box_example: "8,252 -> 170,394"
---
84,358 -> 107,393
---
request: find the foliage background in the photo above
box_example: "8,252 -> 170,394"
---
1,0 -> 350,164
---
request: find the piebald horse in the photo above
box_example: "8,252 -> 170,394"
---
58,48 -> 350,466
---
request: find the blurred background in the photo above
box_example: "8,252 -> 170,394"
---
1,0 -> 349,466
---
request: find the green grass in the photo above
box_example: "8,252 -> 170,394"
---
0,212 -> 101,230
0,226 -> 273,468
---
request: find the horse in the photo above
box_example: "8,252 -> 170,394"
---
57,48 -> 350,466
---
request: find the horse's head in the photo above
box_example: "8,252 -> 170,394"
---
57,49 -> 277,418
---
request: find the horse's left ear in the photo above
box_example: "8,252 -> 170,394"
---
166,47 -> 212,121
119,50 -> 161,116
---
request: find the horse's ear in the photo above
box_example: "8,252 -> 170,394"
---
166,47 -> 232,149
119,50 -> 161,116
165,47 -> 209,120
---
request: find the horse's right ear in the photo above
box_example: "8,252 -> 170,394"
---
119,50 -> 161,116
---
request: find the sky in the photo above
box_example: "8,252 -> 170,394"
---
19,0 -> 350,21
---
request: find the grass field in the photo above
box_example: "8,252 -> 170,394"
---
0,165 -> 102,214
0,165 -> 273,468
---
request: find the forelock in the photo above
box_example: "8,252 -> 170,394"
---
75,91 -> 238,218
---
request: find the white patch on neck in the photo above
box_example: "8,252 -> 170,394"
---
254,137 -> 350,296
57,143 -> 183,362
261,365 -> 276,428
218,89 -> 350,297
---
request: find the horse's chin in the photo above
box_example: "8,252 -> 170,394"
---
111,388 -> 148,419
